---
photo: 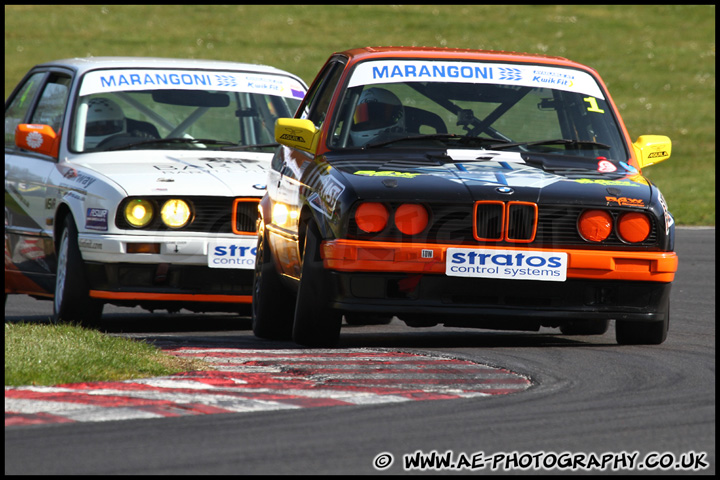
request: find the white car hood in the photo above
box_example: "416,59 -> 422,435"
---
72,150 -> 272,197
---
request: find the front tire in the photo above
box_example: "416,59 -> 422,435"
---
616,300 -> 670,345
252,223 -> 295,340
292,220 -> 342,347
53,216 -> 103,325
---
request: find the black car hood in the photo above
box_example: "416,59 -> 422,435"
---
325,148 -> 654,207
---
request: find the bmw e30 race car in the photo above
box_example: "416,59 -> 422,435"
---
5,57 -> 307,323
253,46 -> 678,347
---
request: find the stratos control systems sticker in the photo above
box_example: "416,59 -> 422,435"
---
208,239 -> 257,269
446,248 -> 567,281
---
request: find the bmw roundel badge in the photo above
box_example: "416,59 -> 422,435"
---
496,186 -> 514,194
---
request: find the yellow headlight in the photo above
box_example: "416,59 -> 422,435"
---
160,199 -> 192,228
272,202 -> 298,227
124,199 -> 154,228
272,203 -> 289,226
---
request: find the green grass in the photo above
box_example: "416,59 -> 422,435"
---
3,5 -> 715,387
4,5 -> 714,226
5,322 -> 207,386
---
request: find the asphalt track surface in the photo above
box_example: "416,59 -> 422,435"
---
4,227 -> 715,475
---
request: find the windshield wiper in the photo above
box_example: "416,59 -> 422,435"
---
105,137 -> 238,151
486,138 -> 611,151
363,133 -> 509,149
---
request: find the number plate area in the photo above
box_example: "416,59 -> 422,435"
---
208,239 -> 257,269
446,248 -> 567,282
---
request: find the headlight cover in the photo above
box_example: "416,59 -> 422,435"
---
160,199 -> 192,228
124,199 -> 154,228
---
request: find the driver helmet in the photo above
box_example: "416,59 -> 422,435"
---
85,97 -> 126,148
349,87 -> 404,145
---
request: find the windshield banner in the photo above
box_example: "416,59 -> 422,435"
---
349,61 -> 604,99
80,69 -> 306,99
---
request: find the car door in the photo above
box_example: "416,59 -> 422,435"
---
268,58 -> 346,279
5,68 -> 73,294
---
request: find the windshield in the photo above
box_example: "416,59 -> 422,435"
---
71,68 -> 305,152
330,60 -> 628,161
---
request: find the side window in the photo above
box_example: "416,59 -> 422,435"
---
29,74 -> 72,133
298,63 -> 331,120
299,60 -> 345,128
4,72 -> 45,146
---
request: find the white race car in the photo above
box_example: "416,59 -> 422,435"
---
5,57 -> 307,323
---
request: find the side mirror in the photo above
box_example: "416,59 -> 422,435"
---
274,118 -> 319,154
15,124 -> 60,159
633,135 -> 671,169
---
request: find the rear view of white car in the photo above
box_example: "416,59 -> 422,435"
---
5,57 -> 307,324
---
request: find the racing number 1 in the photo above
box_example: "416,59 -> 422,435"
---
584,97 -> 605,113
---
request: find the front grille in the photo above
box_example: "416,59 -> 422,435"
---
506,202 -> 538,242
232,198 -> 260,234
474,201 -> 538,242
474,202 -> 504,241
116,196 -> 260,234
348,202 -> 659,248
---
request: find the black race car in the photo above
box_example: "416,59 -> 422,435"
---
253,46 -> 678,347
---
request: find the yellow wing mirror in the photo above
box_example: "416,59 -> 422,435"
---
275,118 -> 319,154
15,124 -> 60,159
633,135 -> 671,169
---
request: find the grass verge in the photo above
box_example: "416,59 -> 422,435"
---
5,322 -> 208,387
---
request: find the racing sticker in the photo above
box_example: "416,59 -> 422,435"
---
446,248 -> 567,282
80,69 -> 305,99
85,208 -> 109,231
349,61 -> 605,99
308,174 -> 345,219
208,238 -> 257,269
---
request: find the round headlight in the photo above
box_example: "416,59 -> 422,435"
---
124,199 -> 154,228
578,209 -> 613,242
617,212 -> 651,243
160,199 -> 192,228
355,202 -> 389,233
394,203 -> 429,236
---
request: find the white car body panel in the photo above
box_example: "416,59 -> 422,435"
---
5,57 -> 307,314
68,150 -> 270,199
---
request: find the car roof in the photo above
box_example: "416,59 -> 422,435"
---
34,56 -> 305,80
337,46 -> 594,71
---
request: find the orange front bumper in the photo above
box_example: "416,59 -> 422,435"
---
322,240 -> 678,283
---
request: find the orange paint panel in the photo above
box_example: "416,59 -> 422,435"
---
614,258 -> 652,272
15,123 -> 60,157
357,247 -> 394,261
89,291 -> 252,304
